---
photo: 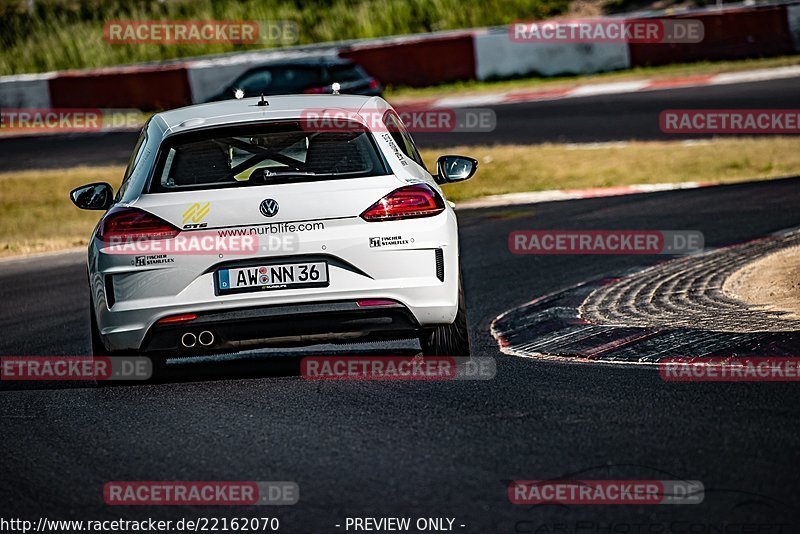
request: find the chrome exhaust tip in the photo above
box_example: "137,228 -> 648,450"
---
181,332 -> 197,348
198,330 -> 215,347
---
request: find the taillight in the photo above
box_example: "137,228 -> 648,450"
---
357,299 -> 399,307
360,184 -> 445,222
157,313 -> 197,325
303,86 -> 328,94
368,78 -> 380,89
98,207 -> 180,242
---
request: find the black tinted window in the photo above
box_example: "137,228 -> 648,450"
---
238,67 -> 325,94
151,122 -> 388,192
327,64 -> 367,83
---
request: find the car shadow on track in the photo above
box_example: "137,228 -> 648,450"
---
154,343 -> 421,385
0,341 -> 420,392
0,342 -> 422,390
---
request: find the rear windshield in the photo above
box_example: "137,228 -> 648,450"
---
149,121 -> 388,192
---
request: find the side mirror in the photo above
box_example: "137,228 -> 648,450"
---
70,182 -> 114,211
435,155 -> 478,184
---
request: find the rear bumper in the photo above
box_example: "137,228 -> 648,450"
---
90,210 -> 461,351
141,300 -> 420,353
97,277 -> 457,351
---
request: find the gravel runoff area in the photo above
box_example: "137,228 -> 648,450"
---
724,243 -> 800,321
580,229 -> 800,333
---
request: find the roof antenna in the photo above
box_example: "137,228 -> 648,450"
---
257,94 -> 269,107
331,82 -> 341,95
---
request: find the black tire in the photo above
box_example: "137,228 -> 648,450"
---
419,275 -> 471,356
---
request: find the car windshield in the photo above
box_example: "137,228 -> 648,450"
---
150,121 -> 388,192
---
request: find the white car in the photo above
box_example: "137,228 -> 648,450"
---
70,95 -> 477,370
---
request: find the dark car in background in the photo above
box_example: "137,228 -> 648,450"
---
207,57 -> 382,101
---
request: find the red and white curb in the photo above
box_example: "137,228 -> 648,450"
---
456,180 -> 719,210
415,65 -> 800,110
3,64 -> 799,138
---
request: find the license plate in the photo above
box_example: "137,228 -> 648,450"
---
217,261 -> 329,294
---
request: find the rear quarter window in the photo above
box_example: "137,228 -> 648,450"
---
115,123 -> 149,201
384,112 -> 426,169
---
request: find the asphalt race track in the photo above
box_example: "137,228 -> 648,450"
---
2,176 -> 800,529
1,75 -> 799,171
2,73 -> 800,530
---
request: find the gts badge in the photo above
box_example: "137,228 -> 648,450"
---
182,202 -> 211,229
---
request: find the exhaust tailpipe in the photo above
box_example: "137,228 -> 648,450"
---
181,332 -> 197,348
198,330 -> 215,347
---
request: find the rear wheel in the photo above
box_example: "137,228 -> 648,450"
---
419,275 -> 471,356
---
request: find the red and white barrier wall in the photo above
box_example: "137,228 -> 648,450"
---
628,5 -> 796,67
0,73 -> 53,108
339,32 -> 476,87
1,2 -> 799,112
791,4 -> 800,49
49,65 -> 193,109
473,30 -> 630,80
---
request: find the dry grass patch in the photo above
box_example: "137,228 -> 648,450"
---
0,166 -> 124,256
423,138 -> 800,201
1,137 -> 798,256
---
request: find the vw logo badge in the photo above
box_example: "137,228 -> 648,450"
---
260,198 -> 279,217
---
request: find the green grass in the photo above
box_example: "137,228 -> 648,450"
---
2,138 -> 799,257
0,0 -> 567,75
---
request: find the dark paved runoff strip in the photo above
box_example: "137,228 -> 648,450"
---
1,76 -> 799,171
